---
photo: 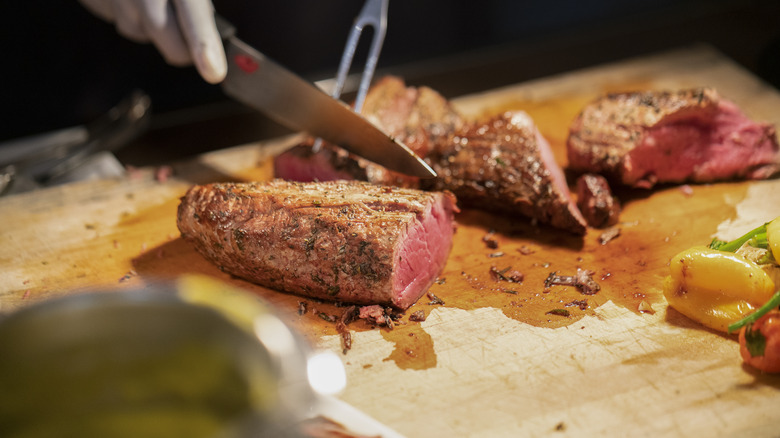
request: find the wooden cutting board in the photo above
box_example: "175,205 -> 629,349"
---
2,45 -> 780,437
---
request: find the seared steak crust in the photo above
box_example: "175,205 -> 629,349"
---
361,76 -> 465,158
568,88 -> 780,187
177,180 -> 457,309
425,111 -> 587,234
575,173 -> 621,228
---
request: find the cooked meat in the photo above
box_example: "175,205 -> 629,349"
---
598,226 -> 621,245
357,305 -> 392,326
274,77 -> 462,188
272,137 -> 371,183
361,76 -> 465,158
575,173 -> 621,228
567,88 -> 780,188
272,138 -> 419,189
544,269 -> 601,295
424,111 -> 587,234
177,180 -> 458,310
275,76 -> 587,234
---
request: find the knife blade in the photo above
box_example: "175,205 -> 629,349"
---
216,17 -> 436,179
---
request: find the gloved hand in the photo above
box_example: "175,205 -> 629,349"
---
79,0 -> 227,84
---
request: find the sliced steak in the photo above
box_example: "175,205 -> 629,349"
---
567,88 -> 780,188
177,180 -> 458,310
272,139 -> 419,189
425,111 -> 587,234
575,173 -> 621,228
275,76 -> 588,234
272,137 -> 370,183
361,76 -> 465,158
274,76 -> 463,188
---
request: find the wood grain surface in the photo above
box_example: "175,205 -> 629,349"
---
2,45 -> 780,437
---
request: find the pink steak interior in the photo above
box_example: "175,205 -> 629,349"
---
391,197 -> 455,309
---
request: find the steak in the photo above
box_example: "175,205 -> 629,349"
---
360,76 -> 465,158
272,137 -> 371,183
176,180 -> 458,310
575,173 -> 621,228
273,76 -> 464,189
424,111 -> 587,234
567,87 -> 780,188
274,76 -> 587,234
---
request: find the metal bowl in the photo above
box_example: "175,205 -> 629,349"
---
0,276 -> 342,438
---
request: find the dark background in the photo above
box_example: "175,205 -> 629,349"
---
2,0 -> 780,166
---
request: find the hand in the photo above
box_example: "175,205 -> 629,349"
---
79,0 -> 227,84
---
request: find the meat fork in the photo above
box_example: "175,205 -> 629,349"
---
313,0 -> 388,152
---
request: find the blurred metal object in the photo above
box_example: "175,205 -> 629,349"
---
0,275 -> 344,437
313,0 -> 388,152
0,90 -> 151,196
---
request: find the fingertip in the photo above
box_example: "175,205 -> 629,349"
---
196,43 -> 227,84
170,0 -> 226,83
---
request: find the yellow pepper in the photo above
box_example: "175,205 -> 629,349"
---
767,217 -> 780,262
663,246 -> 776,333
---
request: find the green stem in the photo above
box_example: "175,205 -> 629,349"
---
749,232 -> 768,249
728,290 -> 780,333
710,223 -> 768,252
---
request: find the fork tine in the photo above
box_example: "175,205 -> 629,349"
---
331,0 -> 387,109
313,0 -> 388,152
351,0 -> 387,113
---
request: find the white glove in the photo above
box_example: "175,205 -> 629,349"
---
79,0 -> 227,84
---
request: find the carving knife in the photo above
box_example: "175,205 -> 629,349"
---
216,17 -> 436,179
